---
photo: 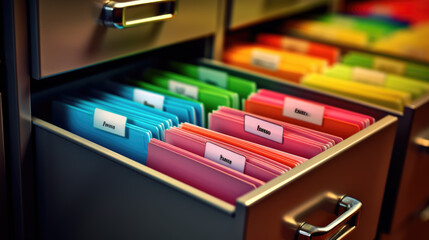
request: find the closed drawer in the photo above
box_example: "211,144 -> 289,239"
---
33,66 -> 397,239
30,0 -> 219,79
229,0 -> 330,30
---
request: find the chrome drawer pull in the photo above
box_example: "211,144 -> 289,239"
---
283,194 -> 362,240
101,0 -> 176,29
415,128 -> 429,153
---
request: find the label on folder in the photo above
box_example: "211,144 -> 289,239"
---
351,67 -> 386,86
198,66 -> 228,88
93,108 -> 127,137
373,57 -> 406,75
133,89 -> 165,110
283,98 -> 325,126
244,115 -> 283,144
204,142 -> 246,173
251,50 -> 280,71
281,38 -> 309,53
168,80 -> 199,100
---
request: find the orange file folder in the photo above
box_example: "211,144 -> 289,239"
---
244,97 -> 362,139
223,44 -> 327,83
256,33 -> 340,65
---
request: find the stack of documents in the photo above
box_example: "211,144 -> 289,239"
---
209,107 -> 342,159
255,33 -> 340,64
324,63 -> 429,100
166,61 -> 257,103
244,89 -> 374,139
223,44 -> 327,82
301,74 -> 411,111
342,51 -> 429,81
146,123 -> 307,203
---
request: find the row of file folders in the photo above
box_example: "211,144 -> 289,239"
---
52,61 -> 375,204
223,33 -> 429,111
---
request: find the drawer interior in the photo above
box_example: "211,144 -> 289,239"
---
32,46 -> 399,239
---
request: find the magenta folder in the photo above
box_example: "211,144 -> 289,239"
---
147,139 -> 262,204
217,106 -> 343,145
209,107 -> 341,159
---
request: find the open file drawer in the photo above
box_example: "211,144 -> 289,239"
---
201,59 -> 429,239
30,0 -> 219,79
32,63 -> 397,240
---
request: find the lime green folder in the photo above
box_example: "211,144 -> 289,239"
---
324,63 -> 429,99
342,51 -> 429,82
301,74 -> 411,111
167,61 -> 257,102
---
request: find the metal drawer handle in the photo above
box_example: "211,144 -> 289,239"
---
414,128 -> 429,153
283,194 -> 362,240
101,0 -> 176,29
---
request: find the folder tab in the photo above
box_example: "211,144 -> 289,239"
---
93,108 -> 127,137
244,115 -> 284,144
204,142 -> 246,173
133,88 -> 165,110
168,80 -> 199,100
197,66 -> 228,88
283,98 -> 325,126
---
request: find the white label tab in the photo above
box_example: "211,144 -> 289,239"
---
373,57 -> 406,75
133,88 -> 165,110
244,115 -> 284,144
281,37 -> 310,53
204,142 -> 246,173
93,108 -> 127,137
351,67 -> 386,86
282,98 -> 325,126
198,66 -> 228,88
251,50 -> 280,71
168,80 -> 199,100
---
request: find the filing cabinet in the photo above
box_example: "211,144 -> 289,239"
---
3,0 -> 422,239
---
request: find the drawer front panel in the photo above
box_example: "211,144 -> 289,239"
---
229,0 -> 329,29
34,121 -> 243,240
33,0 -> 218,78
242,117 -> 397,240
